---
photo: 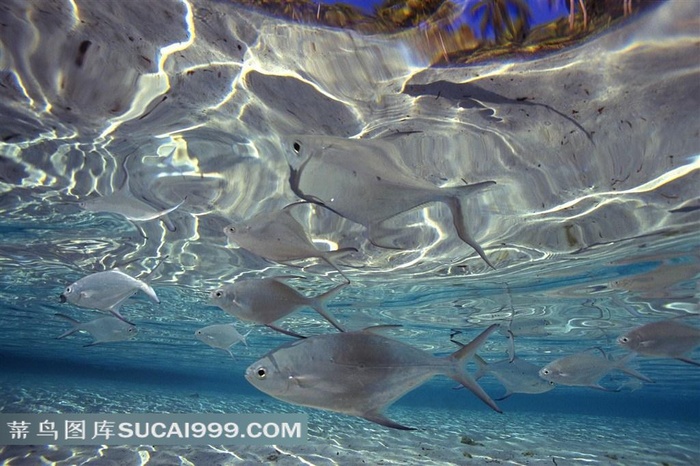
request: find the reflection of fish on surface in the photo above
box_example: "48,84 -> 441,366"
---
246,324 -> 502,430
618,318 -> 700,366
284,135 -> 496,268
55,313 -> 137,346
59,257 -> 166,324
539,348 -> 653,390
195,323 -> 249,359
210,277 -> 347,338
78,152 -> 185,232
224,205 -> 356,283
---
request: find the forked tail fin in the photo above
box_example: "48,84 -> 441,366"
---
309,282 -> 348,332
447,180 -> 496,269
447,323 -> 502,413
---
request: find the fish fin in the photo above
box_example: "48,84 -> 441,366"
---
473,354 -> 489,380
494,392 -> 513,401
590,384 -> 619,392
142,255 -> 168,283
616,353 -> 654,383
446,183 -> 496,269
83,341 -> 100,347
140,282 -> 160,304
448,324 -> 502,413
55,314 -> 81,339
676,357 -> 700,367
108,309 -> 136,326
241,330 -> 252,347
362,410 -> 415,430
506,330 -> 516,362
309,282 -> 348,332
266,324 -> 307,339
226,348 -> 236,360
361,325 -> 403,334
321,248 -> 357,284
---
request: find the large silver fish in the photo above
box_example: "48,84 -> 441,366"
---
79,153 -> 184,231
617,319 -> 700,366
55,313 -> 137,346
224,205 -> 356,282
539,349 -> 653,390
195,323 -> 249,359
59,258 -> 164,323
285,135 -> 496,268
245,324 -> 502,430
210,278 -> 346,338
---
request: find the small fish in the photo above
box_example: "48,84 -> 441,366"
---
285,135 -> 496,268
539,348 -> 653,390
55,313 -> 137,346
224,205 -> 356,282
617,319 -> 700,366
79,153 -> 184,231
59,257 -> 165,323
210,278 -> 346,338
195,323 -> 249,359
246,324 -> 502,430
470,332 -> 555,400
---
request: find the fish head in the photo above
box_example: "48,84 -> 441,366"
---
538,363 -> 565,382
195,328 -> 214,344
617,331 -> 641,350
223,224 -> 252,247
284,135 -> 321,173
59,281 -> 85,305
246,354 -> 292,397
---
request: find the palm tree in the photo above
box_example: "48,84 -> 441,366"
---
471,0 -> 532,45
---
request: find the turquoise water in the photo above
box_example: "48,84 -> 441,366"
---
1,0 -> 699,464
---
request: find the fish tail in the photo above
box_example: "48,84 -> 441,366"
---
448,324 -> 502,413
54,313 -> 81,339
473,354 -> 489,381
446,182 -> 496,269
142,255 -> 169,283
321,247 -> 357,284
617,353 -> 654,383
140,282 -> 160,304
309,282 -> 348,332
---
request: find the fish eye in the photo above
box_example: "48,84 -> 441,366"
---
292,141 -> 301,154
215,290 -> 223,298
542,369 -> 550,375
65,286 -> 72,293
620,336 -> 629,343
256,367 -> 267,379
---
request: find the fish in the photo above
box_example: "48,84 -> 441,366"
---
285,135 -> 496,268
468,331 -> 555,400
223,205 -> 356,282
79,152 -> 184,231
59,257 -> 165,323
617,319 -> 700,366
539,348 -> 653,390
245,324 -> 502,430
210,277 -> 346,338
195,323 -> 249,359
55,313 -> 137,346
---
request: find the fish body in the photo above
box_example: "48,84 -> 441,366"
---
195,323 -> 248,359
224,206 -> 355,282
246,324 -> 502,430
539,349 -> 652,390
474,355 -> 555,400
618,319 -> 700,366
55,313 -> 137,346
210,278 -> 346,334
285,135 -> 495,267
59,261 -> 162,322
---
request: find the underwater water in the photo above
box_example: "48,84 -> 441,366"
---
1,0 -> 699,464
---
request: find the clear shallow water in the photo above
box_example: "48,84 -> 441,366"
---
1,0 -> 699,464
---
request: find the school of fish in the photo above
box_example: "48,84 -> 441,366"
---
55,136 -> 700,430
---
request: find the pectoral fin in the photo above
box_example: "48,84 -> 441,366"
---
362,410 -> 415,430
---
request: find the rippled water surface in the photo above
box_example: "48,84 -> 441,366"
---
0,0 -> 699,464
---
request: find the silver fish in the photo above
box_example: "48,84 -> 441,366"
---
55,313 -> 137,346
79,153 -> 184,231
245,324 -> 502,430
617,319 -> 700,366
195,323 -> 249,359
210,278 -> 346,338
285,135 -> 496,268
224,205 -> 356,282
539,349 -> 653,390
59,258 -> 164,323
